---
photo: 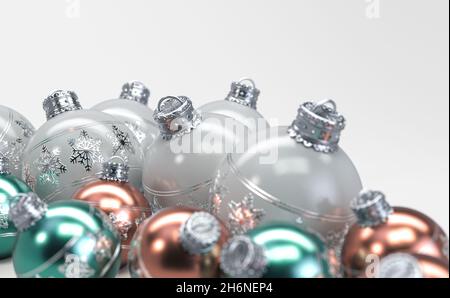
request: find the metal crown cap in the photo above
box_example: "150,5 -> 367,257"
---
9,192 -> 48,232
220,236 -> 267,278
378,253 -> 423,278
0,156 -> 11,175
351,190 -> 394,228
287,99 -> 346,153
180,212 -> 221,255
43,90 -> 82,120
119,81 -> 150,105
225,78 -> 260,110
100,157 -> 129,183
153,96 -> 200,140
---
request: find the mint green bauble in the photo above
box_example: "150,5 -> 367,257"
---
221,224 -> 332,278
11,195 -> 121,278
0,162 -> 32,259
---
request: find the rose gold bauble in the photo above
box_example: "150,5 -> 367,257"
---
73,161 -> 151,266
128,207 -> 230,278
342,190 -> 449,278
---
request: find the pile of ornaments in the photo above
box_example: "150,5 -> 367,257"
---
0,79 -> 448,278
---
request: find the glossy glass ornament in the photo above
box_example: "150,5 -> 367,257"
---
11,193 -> 121,278
211,100 -> 362,254
341,190 -> 449,278
199,78 -> 269,132
92,81 -> 159,150
0,105 -> 35,178
22,90 -> 143,203
0,157 -> 32,259
128,207 -> 230,278
73,158 -> 152,266
143,96 -> 249,212
221,223 -> 331,278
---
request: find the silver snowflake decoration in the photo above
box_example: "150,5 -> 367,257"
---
15,120 -> 34,138
0,138 -> 25,172
23,164 -> 36,191
0,205 -> 9,229
68,130 -> 104,172
59,254 -> 95,278
36,146 -> 67,185
125,121 -> 146,144
109,213 -> 133,240
109,125 -> 135,156
228,194 -> 266,235
92,233 -> 114,263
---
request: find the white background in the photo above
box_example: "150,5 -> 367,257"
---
0,0 -> 448,278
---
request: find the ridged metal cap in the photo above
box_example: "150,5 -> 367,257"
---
378,253 -> 423,278
154,96 -> 200,140
225,78 -> 260,109
180,212 -> 221,255
288,99 -> 346,153
100,157 -> 129,183
220,236 -> 267,278
119,81 -> 150,105
8,192 -> 48,232
43,90 -> 82,120
0,156 -> 11,175
351,190 -> 394,228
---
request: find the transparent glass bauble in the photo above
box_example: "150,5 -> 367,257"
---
22,110 -> 143,203
211,126 -> 362,246
0,105 -> 35,178
199,101 -> 269,133
92,99 -> 159,150
143,111 -> 249,212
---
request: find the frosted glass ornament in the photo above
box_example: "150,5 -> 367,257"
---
91,81 -> 159,150
143,96 -> 249,212
21,90 -> 143,203
0,105 -> 35,178
199,78 -> 269,132
210,100 -> 362,254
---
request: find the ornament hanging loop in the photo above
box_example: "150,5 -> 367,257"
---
225,78 -> 260,109
120,81 -> 150,105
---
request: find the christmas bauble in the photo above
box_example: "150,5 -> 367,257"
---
0,157 -> 32,259
21,90 -> 143,203
198,78 -> 269,132
211,100 -> 362,252
375,253 -> 448,278
143,96 -> 249,212
91,81 -> 159,150
11,193 -> 121,278
0,105 -> 35,178
128,207 -> 230,278
341,190 -> 449,278
221,223 -> 331,278
73,158 -> 152,266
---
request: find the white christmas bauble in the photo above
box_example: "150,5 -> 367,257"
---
210,100 -> 362,251
91,81 -> 159,150
143,96 -> 249,212
198,78 -> 269,132
0,105 -> 35,178
22,90 -> 143,203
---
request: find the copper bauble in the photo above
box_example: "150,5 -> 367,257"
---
128,207 -> 230,278
342,190 -> 448,278
73,160 -> 151,266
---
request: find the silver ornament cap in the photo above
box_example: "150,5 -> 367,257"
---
119,81 -> 150,105
288,99 -> 346,153
100,158 -> 129,183
220,236 -> 267,278
351,190 -> 394,228
225,78 -> 260,109
0,156 -> 11,175
180,212 -> 221,255
43,90 -> 82,120
9,192 -> 48,232
378,253 -> 423,278
154,96 -> 199,140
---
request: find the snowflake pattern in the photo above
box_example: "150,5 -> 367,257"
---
68,130 -> 104,172
228,194 -> 266,235
0,205 -> 9,229
59,254 -> 95,278
125,121 -> 146,144
15,120 -> 34,138
0,138 -> 25,172
109,213 -> 133,240
36,146 -> 67,185
109,125 -> 135,156
92,233 -> 114,263
23,164 -> 36,191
